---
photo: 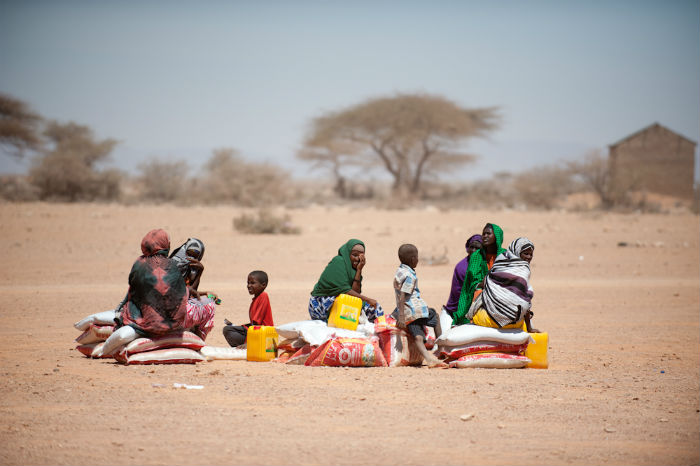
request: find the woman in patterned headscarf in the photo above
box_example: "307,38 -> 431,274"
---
467,237 -> 535,329
453,223 -> 506,326
308,239 -> 384,323
118,229 -> 188,336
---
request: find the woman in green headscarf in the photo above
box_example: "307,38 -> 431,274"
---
308,239 -> 384,322
453,223 -> 506,326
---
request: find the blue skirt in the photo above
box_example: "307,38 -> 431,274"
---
308,295 -> 384,323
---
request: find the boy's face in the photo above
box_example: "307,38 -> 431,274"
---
247,275 -> 266,296
520,247 -> 534,263
409,254 -> 419,269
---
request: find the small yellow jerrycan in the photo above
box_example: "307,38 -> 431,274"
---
327,294 -> 362,331
524,332 -> 549,369
246,326 -> 278,362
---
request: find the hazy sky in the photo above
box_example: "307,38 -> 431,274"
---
1,0 -> 699,181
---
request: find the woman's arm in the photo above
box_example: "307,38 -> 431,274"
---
345,289 -> 377,309
351,254 -> 365,293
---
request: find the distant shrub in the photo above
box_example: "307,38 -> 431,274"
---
233,209 -> 301,234
0,174 -> 40,201
29,121 -> 121,201
198,148 -> 292,207
511,164 -> 577,210
135,158 -> 190,203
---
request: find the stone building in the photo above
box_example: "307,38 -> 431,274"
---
608,123 -> 697,199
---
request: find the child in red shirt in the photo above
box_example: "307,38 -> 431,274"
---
223,270 -> 273,347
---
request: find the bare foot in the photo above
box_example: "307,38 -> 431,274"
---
428,361 -> 449,369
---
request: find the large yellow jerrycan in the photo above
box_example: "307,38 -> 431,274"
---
327,294 -> 362,331
246,325 -> 278,362
524,332 -> 549,369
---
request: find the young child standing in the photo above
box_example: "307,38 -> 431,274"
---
393,244 -> 446,368
222,270 -> 274,348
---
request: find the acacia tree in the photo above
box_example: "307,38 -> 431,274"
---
299,93 -> 499,195
0,93 -> 43,158
30,121 -> 121,201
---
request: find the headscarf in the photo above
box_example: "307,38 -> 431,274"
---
469,237 -> 534,327
311,239 -> 364,297
141,229 -> 171,257
120,229 -> 188,336
453,223 -> 506,325
170,238 -> 205,280
465,234 -> 483,253
507,237 -> 534,258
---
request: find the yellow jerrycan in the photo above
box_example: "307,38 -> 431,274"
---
327,294 -> 362,331
524,331 -> 549,369
246,325 -> 279,362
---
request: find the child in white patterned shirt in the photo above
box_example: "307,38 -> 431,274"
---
393,243 -> 447,368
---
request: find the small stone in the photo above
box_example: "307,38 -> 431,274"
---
497,424 -> 505,429
660,418 -> 669,422
604,427 -> 616,433
460,414 -> 474,421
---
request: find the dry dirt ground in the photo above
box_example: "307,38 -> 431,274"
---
0,202 -> 698,466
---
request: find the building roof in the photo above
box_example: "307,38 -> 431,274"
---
608,122 -> 697,148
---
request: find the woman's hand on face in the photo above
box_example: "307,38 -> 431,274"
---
357,254 -> 366,270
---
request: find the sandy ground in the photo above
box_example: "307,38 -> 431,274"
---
0,202 -> 698,466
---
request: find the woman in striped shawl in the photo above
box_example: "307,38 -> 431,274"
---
466,237 -> 537,330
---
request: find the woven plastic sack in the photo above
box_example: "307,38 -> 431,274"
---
305,337 -> 387,367
115,348 -> 206,365
286,344 -> 315,365
121,331 -> 205,356
376,328 -> 424,367
199,346 -> 247,361
97,325 -> 138,357
438,341 -> 529,361
75,342 -> 110,358
449,353 -> 530,369
74,310 -> 118,331
436,324 -> 532,347
75,324 -> 115,345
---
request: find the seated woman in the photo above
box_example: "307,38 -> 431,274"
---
308,239 -> 384,323
117,229 -> 189,337
170,237 -> 217,340
443,234 -> 482,318
453,223 -> 506,326
466,237 -> 537,330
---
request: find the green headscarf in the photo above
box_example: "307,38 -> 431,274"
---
311,239 -> 365,297
453,223 -> 506,325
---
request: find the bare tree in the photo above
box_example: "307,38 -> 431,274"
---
299,93 -> 499,196
30,121 -> 121,201
0,93 -> 43,158
567,149 -> 635,209
297,138 -> 365,198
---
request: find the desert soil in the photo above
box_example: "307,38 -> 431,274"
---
0,202 -> 698,465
